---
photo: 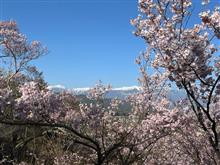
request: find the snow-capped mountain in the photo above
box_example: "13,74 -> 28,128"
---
48,85 -> 186,100
72,86 -> 141,99
48,85 -> 141,99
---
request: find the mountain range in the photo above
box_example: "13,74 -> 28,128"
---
48,85 -> 186,101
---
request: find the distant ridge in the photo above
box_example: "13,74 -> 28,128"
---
48,85 -> 141,99
48,85 -> 185,100
48,85 -> 141,92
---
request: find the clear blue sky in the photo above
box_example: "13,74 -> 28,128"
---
0,0 -> 219,88
1,0 -> 145,88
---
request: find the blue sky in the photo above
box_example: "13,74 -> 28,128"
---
1,0 -> 145,88
0,0 -> 219,88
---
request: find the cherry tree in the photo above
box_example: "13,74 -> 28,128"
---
0,23 -> 157,164
0,21 -> 48,164
132,0 -> 220,163
0,21 -> 47,75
